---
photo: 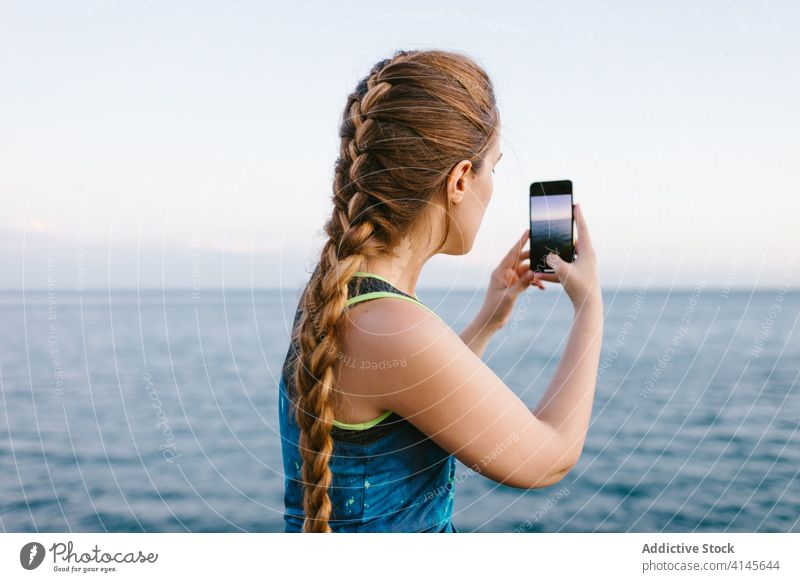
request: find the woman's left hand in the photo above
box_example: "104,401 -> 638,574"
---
477,229 -> 544,331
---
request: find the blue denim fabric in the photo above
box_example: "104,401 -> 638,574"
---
278,274 -> 459,533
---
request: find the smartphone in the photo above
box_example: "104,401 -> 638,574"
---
529,180 -> 575,273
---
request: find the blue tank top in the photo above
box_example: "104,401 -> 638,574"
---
278,271 -> 458,532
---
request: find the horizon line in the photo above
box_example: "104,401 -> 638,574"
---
0,285 -> 787,293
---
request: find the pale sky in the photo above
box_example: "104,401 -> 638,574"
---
1,0 -> 799,290
531,194 -> 572,223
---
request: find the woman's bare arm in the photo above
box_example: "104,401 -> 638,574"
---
531,299 -> 603,473
459,318 -> 495,358
343,204 -> 603,489
344,297 -> 601,489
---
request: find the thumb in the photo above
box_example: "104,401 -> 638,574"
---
546,252 -> 568,276
516,269 -> 537,291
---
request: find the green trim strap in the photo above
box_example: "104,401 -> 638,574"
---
346,291 -> 440,320
353,271 -> 421,301
331,409 -> 393,430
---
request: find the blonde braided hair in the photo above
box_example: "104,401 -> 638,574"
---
291,49 -> 499,532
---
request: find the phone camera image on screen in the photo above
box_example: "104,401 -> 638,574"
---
529,180 -> 574,273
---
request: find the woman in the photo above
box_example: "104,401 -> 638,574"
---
278,49 -> 603,532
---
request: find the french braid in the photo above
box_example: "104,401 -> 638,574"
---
291,49 -> 499,532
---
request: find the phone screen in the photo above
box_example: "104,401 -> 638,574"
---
529,180 -> 575,273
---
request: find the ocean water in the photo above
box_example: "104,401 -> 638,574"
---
0,286 -> 797,533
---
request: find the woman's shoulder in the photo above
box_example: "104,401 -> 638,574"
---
344,294 -> 448,350
338,297 -> 458,398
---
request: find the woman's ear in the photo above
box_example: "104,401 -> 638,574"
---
446,159 -> 472,205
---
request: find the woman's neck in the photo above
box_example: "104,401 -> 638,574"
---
359,220 -> 444,297
358,256 -> 424,297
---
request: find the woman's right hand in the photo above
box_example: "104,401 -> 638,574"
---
536,203 -> 601,309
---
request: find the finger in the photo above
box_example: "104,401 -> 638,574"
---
515,269 -> 537,291
502,229 -> 529,267
573,204 -> 594,255
513,255 -> 531,277
520,263 -> 544,289
522,270 -> 546,291
527,251 -> 550,273
534,272 -> 561,283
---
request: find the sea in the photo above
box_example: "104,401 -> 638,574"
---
530,218 -> 573,269
0,286 -> 797,532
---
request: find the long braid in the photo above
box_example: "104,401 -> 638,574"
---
292,52 -> 410,533
289,49 -> 499,533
